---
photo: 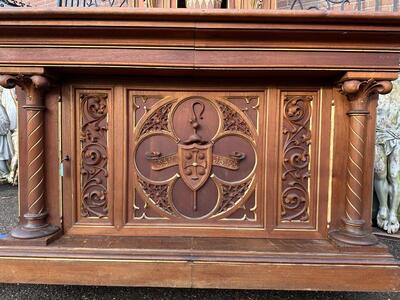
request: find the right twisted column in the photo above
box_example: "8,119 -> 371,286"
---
329,79 -> 392,246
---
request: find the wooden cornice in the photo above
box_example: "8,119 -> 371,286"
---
0,9 -> 399,73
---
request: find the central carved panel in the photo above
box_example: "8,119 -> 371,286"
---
131,94 -> 259,223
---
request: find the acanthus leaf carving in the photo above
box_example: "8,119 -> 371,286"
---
281,95 -> 312,222
80,93 -> 109,218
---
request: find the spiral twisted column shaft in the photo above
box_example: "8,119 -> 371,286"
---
0,74 -> 59,239
329,78 -> 392,246
345,109 -> 367,221
25,106 -> 46,222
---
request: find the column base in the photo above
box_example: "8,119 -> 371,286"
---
329,218 -> 378,246
11,224 -> 60,240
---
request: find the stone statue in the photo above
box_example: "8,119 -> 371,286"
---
0,87 -> 18,185
374,79 -> 400,234
2,88 -> 18,185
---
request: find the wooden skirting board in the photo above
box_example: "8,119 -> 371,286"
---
0,236 -> 398,291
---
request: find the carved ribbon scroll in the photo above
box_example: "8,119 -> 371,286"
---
281,95 -> 312,222
80,93 -> 109,218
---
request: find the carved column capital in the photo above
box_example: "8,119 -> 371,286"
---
0,73 -> 59,239
0,74 -> 51,105
339,79 -> 393,107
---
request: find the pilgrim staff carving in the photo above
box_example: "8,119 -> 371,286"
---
0,74 -> 59,239
329,79 -> 392,246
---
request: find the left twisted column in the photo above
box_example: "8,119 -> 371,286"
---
0,74 -> 60,239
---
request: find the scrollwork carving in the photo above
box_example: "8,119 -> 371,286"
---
281,95 -> 312,222
80,93 -> 109,218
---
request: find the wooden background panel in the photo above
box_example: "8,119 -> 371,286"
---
62,86 -> 116,233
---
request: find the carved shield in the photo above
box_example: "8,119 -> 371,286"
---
178,143 -> 212,191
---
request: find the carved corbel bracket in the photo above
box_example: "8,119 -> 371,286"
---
0,74 -> 59,239
329,77 -> 393,246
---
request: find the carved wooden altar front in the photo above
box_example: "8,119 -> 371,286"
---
0,9 -> 399,291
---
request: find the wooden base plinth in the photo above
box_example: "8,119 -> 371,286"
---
329,218 -> 378,246
0,236 -> 398,291
11,224 -> 60,240
0,230 -> 62,246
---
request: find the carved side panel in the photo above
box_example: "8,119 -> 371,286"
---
281,95 -> 312,222
277,91 -> 320,230
78,91 -> 110,219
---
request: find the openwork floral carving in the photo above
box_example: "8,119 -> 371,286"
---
138,178 -> 174,215
80,93 -> 109,218
140,102 -> 172,135
218,181 -> 251,213
281,95 -> 312,222
218,101 -> 252,138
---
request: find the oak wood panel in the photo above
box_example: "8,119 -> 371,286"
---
330,88 -> 348,230
0,48 -> 397,72
191,262 -> 400,291
0,257 -> 397,291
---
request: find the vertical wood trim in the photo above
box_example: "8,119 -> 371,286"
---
113,85 -> 126,230
61,84 -> 73,232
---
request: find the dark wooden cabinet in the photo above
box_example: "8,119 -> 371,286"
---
0,9 -> 399,291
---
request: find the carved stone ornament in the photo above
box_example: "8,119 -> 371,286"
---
133,96 -> 257,221
329,78 -> 392,246
0,74 -> 59,239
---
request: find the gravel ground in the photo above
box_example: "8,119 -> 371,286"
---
0,185 -> 399,300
